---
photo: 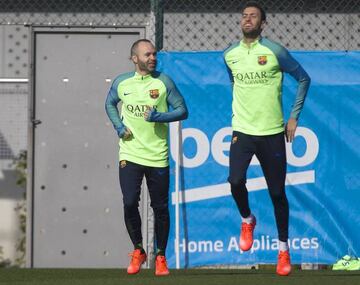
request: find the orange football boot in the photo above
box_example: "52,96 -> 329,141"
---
155,255 -> 170,276
239,216 -> 256,251
127,249 -> 147,275
276,250 -> 292,276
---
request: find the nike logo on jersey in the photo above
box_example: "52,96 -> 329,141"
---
123,92 -> 132,96
232,60 -> 240,64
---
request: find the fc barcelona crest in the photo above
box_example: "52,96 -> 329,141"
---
149,89 -> 160,99
258,55 -> 267,65
120,160 -> 127,168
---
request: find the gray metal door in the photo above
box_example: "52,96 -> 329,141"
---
29,27 -> 149,268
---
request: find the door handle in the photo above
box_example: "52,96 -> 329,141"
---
32,119 -> 42,127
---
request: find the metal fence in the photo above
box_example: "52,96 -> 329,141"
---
0,0 -> 359,51
161,0 -> 360,50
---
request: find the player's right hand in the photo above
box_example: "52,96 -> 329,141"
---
116,125 -> 132,139
122,127 -> 132,140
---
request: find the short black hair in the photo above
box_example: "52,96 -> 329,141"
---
242,1 -> 266,22
130,39 -> 153,57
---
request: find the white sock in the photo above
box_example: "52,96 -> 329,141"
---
242,213 -> 254,224
279,240 -> 289,251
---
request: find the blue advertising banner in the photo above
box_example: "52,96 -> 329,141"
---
157,51 -> 360,267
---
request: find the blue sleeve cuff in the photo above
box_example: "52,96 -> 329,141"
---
146,105 -> 188,123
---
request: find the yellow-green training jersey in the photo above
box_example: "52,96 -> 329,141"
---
105,71 -> 188,167
224,37 -> 311,136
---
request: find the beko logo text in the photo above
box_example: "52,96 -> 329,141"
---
170,126 -> 319,168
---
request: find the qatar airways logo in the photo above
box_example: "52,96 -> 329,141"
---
169,126 -> 319,204
126,104 -> 157,117
235,71 -> 269,84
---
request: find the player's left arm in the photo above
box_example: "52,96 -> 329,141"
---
145,77 -> 188,123
277,47 -> 311,142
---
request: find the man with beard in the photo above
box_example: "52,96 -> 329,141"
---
105,39 -> 188,276
224,2 -> 311,276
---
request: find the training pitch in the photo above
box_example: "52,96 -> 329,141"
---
0,268 -> 359,285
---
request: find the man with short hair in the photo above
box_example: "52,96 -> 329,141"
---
105,39 -> 188,275
224,1 -> 311,276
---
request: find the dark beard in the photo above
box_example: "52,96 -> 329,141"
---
242,27 -> 262,39
138,60 -> 156,73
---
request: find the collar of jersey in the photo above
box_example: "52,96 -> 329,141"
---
134,72 -> 152,80
240,37 -> 261,49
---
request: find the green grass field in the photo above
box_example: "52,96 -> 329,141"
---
0,269 -> 359,285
